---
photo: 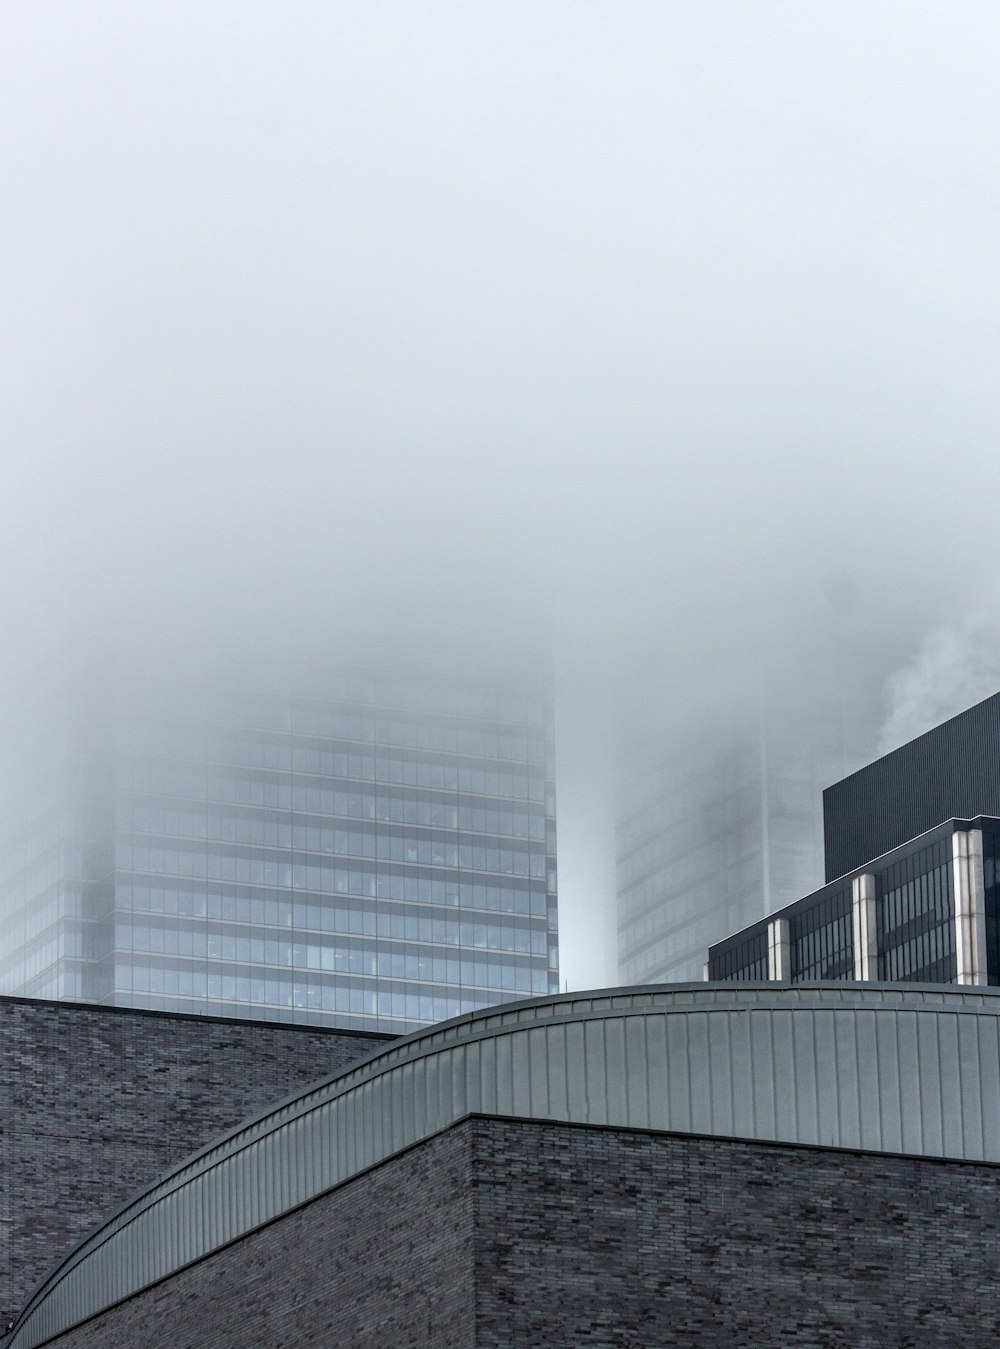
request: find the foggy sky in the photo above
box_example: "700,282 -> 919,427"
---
3,3 -> 1000,989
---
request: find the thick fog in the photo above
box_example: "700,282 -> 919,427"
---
3,3 -> 1000,990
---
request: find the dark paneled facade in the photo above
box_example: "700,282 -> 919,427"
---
708,928 -> 767,982
789,883 -> 853,980
824,690 -> 1000,881
983,822 -> 1000,985
876,836 -> 955,983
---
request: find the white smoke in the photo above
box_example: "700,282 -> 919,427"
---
879,611 -> 1000,754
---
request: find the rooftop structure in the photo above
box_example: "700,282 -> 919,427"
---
708,815 -> 997,985
824,689 -> 1000,880
710,691 -> 1000,988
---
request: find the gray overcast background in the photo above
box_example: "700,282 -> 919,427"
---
3,2 -> 1000,990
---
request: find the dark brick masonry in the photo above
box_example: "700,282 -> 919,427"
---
0,995 -> 389,1331
44,1115 -> 1000,1348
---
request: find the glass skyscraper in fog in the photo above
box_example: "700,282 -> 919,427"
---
616,684 -> 877,985
0,670 -> 558,1034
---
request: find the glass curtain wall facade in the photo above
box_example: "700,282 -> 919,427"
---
0,725 -> 112,1004
0,800 -> 84,1002
707,818 -> 1000,986
617,692 -> 877,985
0,672 -> 559,1034
875,837 -> 955,982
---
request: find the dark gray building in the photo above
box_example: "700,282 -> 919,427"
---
708,814 -> 997,984
9,983 -> 1000,1348
0,670 -> 558,1034
824,689 -> 1000,880
709,691 -> 1000,986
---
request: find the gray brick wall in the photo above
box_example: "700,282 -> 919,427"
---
45,1124 -> 477,1349
0,996 -> 389,1330
40,1115 -> 1000,1347
472,1118 -> 1000,1347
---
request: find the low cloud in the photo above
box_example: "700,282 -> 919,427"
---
879,608 -> 1000,754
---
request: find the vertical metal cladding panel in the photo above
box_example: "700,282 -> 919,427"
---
916,1011 -> 944,1156
175,1187 -> 188,1281
279,1111 -> 294,1219
224,1152 -> 237,1258
361,1068 -> 375,1165
341,1075 -> 358,1170
625,1014 -> 650,1130
379,1066 -> 395,1160
790,1010 -> 818,1144
853,1010 -> 882,1152
450,1041 -> 468,1121
102,1218 -> 118,1309
179,1176 -> 196,1270
466,1037 -> 484,1118
187,1170 -> 202,1284
510,1030 -> 531,1117
478,1031 -> 497,1116
896,1010 -> 924,1155
725,1008 -> 752,1140
203,1156 -> 217,1261
333,1081 -> 348,1176
939,1013 -> 967,1159
526,1018 -> 554,1106
383,1068 -> 399,1154
874,1011 -> 903,1155
418,1045 -> 435,1138
401,1056 -> 420,1146
957,1010 -> 985,1160
306,1106 -> 325,1203
564,1020 -> 587,1119
603,1017 -> 628,1125
831,1009 -> 860,1150
193,1160 -> 212,1255
707,1011 -> 731,1134
642,1012 -> 669,1129
582,1018 -> 608,1124
400,1059 -> 416,1146
41,1274 -> 62,1343
290,1116 -> 306,1214
704,1010 -> 731,1137
318,1095 -> 337,1195
770,1011 -> 798,1142
356,1076 -> 373,1174
331,1084 -> 349,1181
813,1010 -> 840,1148
979,1012 -> 1000,1153
261,1122 -> 278,1229
665,1009 -> 692,1132
528,1024 -> 550,1118
154,1194 -> 169,1294
495,1029 -> 513,1118
749,1010 -> 777,1142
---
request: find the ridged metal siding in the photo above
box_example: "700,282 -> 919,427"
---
12,983 -> 1000,1348
824,692 -> 1000,880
